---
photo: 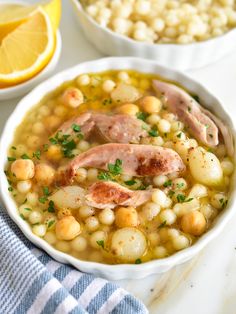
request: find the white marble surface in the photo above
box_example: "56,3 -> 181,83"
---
0,1 -> 236,313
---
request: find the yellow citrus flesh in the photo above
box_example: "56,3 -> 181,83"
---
0,0 -> 61,42
0,9 -> 55,87
43,0 -> 62,32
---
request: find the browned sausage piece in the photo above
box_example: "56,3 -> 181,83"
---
86,181 -> 152,209
152,80 -> 219,148
56,112 -> 95,139
64,143 -> 185,184
92,113 -> 147,143
202,108 -> 234,157
55,113 -> 147,144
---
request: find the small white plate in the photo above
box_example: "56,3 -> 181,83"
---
0,31 -> 62,101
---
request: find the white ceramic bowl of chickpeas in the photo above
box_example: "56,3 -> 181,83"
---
70,0 -> 236,70
0,57 -> 235,280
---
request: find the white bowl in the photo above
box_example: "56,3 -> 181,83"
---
0,30 -> 62,101
0,57 -> 235,280
70,0 -> 236,71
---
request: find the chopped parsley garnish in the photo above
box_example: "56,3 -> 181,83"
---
168,190 -> 175,198
39,187 -> 51,204
192,95 -> 200,103
108,159 -> 122,175
48,200 -> 55,213
20,214 -> 26,220
8,187 -> 13,192
61,139 -> 76,158
77,133 -> 84,140
176,194 -> 186,203
49,137 -> 58,145
185,198 -> 194,203
158,221 -> 167,229
102,98 -> 112,106
47,220 -> 55,229
33,150 -> 41,160
205,124 -> 210,129
135,258 -> 142,264
177,132 -> 182,138
72,124 -> 81,132
43,144 -> 49,152
24,208 -> 31,211
96,240 -> 105,249
11,146 -> 16,150
21,154 -> 30,159
50,132 -> 77,158
219,198 -> 228,209
124,179 -> 137,186
97,171 -> 113,181
39,196 -> 48,204
187,106 -> 191,112
177,194 -> 193,203
163,180 -> 172,187
138,184 -> 148,190
149,129 -> 158,137
136,111 -> 148,121
7,157 -> 16,162
43,186 -> 50,196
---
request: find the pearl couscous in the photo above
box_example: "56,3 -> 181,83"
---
5,69 -> 234,265
82,0 -> 236,44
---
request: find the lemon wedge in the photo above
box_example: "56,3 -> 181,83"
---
0,0 -> 61,42
0,8 -> 55,87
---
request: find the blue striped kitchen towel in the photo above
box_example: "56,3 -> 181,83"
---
0,206 -> 148,314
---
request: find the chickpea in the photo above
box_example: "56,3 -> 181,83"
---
55,216 -> 81,240
139,96 -> 162,114
35,163 -> 55,185
118,104 -> 139,116
180,211 -> 206,236
11,159 -> 35,180
62,87 -> 84,108
46,145 -> 62,161
115,207 -> 139,228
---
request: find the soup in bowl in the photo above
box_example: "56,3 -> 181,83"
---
0,58 -> 235,279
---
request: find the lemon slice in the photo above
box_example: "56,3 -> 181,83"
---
0,8 -> 55,87
0,0 -> 61,42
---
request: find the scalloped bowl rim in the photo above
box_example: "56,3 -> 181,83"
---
0,57 -> 235,279
71,0 -> 236,49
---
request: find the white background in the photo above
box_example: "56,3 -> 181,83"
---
0,1 -> 236,313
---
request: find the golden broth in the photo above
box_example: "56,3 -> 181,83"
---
5,70 -> 234,265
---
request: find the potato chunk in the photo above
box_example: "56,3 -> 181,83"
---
111,83 -> 140,103
50,186 -> 85,209
111,227 -> 147,262
56,216 -> 81,240
189,147 -> 223,187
